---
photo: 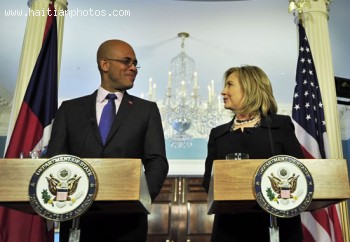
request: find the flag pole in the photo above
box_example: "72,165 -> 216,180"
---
5,0 -> 67,151
1,1 -> 67,242
288,0 -> 349,241
300,1 -> 349,241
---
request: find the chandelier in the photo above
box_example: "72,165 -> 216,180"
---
160,32 -> 228,148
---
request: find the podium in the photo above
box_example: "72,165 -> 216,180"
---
0,158 -> 151,215
208,159 -> 350,214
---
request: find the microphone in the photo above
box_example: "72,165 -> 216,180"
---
89,117 -> 96,125
78,118 -> 96,154
266,116 -> 279,230
266,116 -> 276,156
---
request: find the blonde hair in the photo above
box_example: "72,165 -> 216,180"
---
224,65 -> 278,117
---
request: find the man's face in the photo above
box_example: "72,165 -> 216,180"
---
99,42 -> 139,92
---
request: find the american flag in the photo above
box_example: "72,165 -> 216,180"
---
291,23 -> 344,242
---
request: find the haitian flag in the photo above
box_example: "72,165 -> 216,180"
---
291,23 -> 344,242
0,1 -> 58,242
4,3 -> 58,158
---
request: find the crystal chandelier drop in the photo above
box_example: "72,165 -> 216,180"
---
161,32 -> 227,148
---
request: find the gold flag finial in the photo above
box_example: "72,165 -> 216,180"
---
288,0 -> 311,25
288,0 -> 311,14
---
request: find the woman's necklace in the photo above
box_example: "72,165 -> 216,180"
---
233,114 -> 260,126
231,113 -> 261,131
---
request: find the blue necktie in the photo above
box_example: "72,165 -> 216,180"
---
99,93 -> 116,144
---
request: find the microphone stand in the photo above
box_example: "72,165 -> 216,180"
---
269,215 -> 279,242
267,118 -> 280,242
68,217 -> 81,242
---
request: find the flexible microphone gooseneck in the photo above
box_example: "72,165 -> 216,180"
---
78,118 -> 95,154
266,116 -> 279,240
266,116 -> 275,156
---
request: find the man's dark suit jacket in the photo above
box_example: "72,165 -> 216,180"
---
46,90 -> 169,242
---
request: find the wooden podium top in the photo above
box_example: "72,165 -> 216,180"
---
0,158 -> 151,214
208,159 -> 350,214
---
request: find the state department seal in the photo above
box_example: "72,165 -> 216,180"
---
28,155 -> 98,222
253,155 -> 314,218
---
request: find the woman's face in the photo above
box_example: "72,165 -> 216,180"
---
221,72 -> 244,112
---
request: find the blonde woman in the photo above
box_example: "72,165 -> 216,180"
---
203,65 -> 304,242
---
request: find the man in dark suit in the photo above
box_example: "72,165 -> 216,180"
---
46,39 -> 169,242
